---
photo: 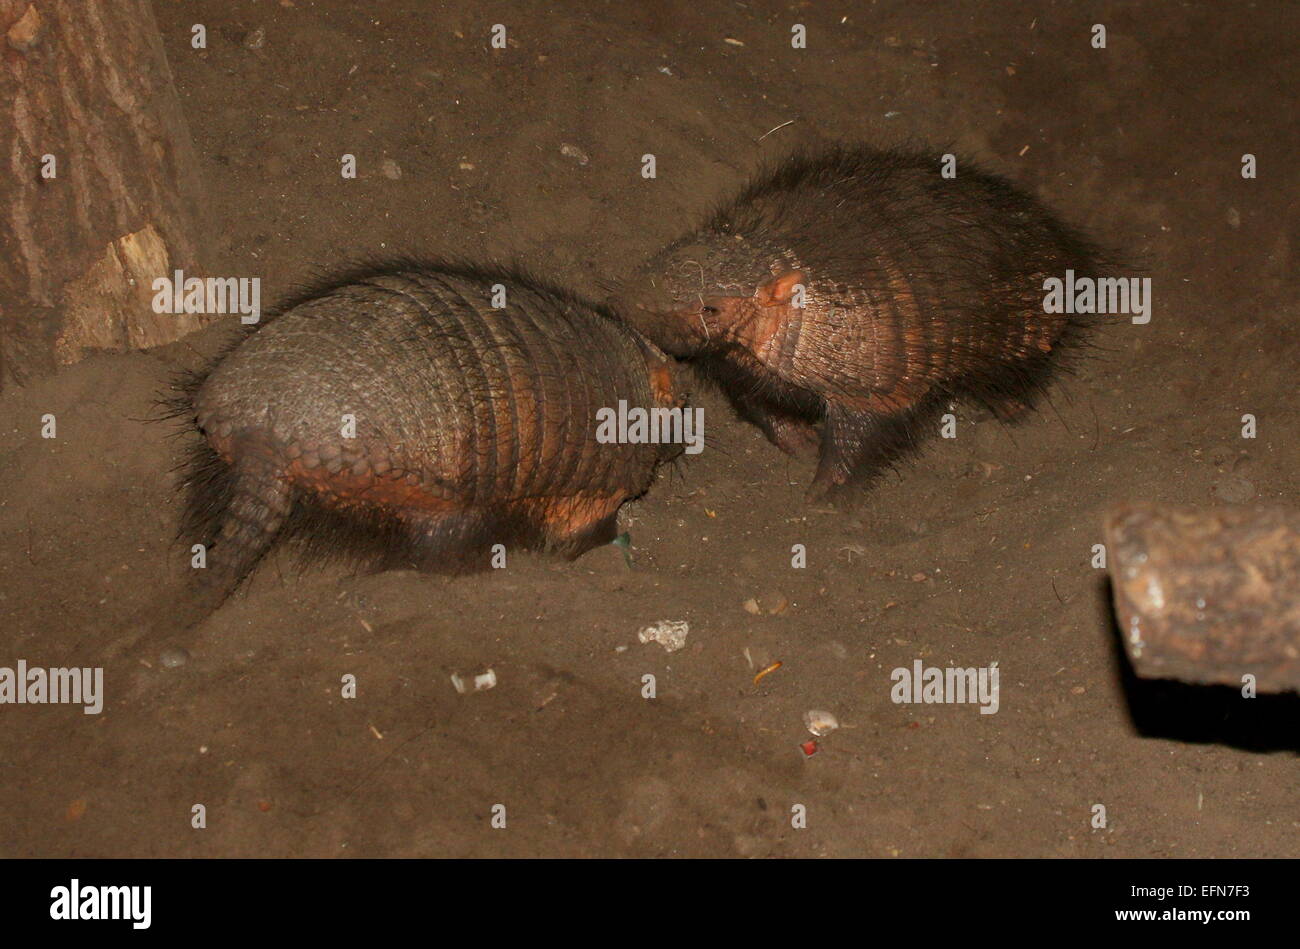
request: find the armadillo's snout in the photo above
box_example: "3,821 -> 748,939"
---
612,298 -> 692,357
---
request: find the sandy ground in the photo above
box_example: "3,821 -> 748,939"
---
1,0 -> 1297,857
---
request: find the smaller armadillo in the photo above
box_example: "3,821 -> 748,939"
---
156,262 -> 684,642
613,144 -> 1111,504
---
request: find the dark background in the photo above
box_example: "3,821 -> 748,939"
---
0,0 -> 1295,857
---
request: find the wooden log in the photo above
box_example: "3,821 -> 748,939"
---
0,0 -> 209,388
1106,504 -> 1300,693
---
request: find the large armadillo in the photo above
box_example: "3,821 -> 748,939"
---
159,262 -> 683,641
613,144 -> 1110,504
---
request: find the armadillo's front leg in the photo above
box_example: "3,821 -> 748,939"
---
809,404 -> 871,499
727,390 -> 820,455
809,401 -> 931,503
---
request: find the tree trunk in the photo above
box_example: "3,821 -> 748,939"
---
0,0 -> 209,389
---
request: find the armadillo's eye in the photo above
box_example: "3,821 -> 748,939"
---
701,305 -> 719,315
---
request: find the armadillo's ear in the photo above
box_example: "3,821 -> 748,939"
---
755,270 -> 807,307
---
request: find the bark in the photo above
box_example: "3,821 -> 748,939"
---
0,0 -> 209,388
1106,504 -> 1300,693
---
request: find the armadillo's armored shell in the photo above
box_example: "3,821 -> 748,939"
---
616,144 -> 1111,501
196,270 -> 673,506
181,265 -> 682,607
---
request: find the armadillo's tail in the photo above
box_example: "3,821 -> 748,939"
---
112,436 -> 293,663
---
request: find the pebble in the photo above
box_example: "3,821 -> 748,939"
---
159,647 -> 190,669
638,620 -> 689,653
744,593 -> 790,615
450,668 -> 497,694
804,709 -> 839,737
559,143 -> 589,166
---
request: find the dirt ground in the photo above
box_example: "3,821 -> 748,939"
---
2,0 -> 1297,858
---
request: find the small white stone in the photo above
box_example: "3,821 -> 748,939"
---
803,709 -> 839,737
638,620 -> 689,653
559,143 -> 590,166
160,647 -> 190,669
